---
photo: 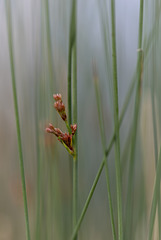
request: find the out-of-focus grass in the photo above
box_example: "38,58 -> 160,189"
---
1,0 -> 161,239
5,1 -> 31,239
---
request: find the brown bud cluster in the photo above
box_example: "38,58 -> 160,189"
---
53,93 -> 62,101
46,123 -> 63,137
46,123 -> 74,153
46,94 -> 77,156
53,94 -> 67,121
71,124 -> 77,135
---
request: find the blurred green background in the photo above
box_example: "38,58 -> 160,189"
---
0,0 -> 161,239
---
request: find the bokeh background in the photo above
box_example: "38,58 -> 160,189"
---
0,0 -> 161,239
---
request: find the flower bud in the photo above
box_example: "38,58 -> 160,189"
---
71,124 -> 77,135
53,93 -> 62,101
54,101 -> 65,112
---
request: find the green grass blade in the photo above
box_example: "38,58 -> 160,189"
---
68,0 -> 78,239
151,2 -> 161,237
148,148 -> 161,240
143,3 -> 161,60
5,1 -> 31,240
44,0 -> 55,93
68,0 -> 76,126
110,0 -> 123,239
93,66 -> 116,240
71,159 -> 105,240
35,80 -> 42,240
151,79 -> 161,240
125,0 -> 144,237
125,51 -> 144,240
72,31 -> 78,238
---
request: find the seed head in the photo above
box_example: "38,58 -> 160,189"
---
54,101 -> 65,112
46,93 -> 76,156
46,124 -> 63,137
71,124 -> 77,135
46,123 -> 74,153
53,93 -> 67,121
53,93 -> 62,101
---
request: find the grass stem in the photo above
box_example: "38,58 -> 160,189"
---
68,0 -> 78,238
125,0 -> 144,237
93,66 -> 116,240
5,1 -> 31,240
71,159 -> 105,240
151,2 -> 161,237
68,0 -> 76,126
148,148 -> 161,240
110,0 -> 123,239
72,39 -> 78,235
44,0 -> 55,93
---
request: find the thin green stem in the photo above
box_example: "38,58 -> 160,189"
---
148,148 -> 161,240
97,0 -> 112,80
5,1 -> 31,240
151,87 -> 161,240
72,4 -> 78,240
68,0 -> 78,239
125,0 -> 144,237
68,0 -> 76,126
44,0 -> 55,93
71,159 -> 105,240
72,39 -> 78,227
65,120 -> 72,134
143,3 -> 161,60
35,87 -> 41,240
125,51 -> 144,240
110,0 -> 123,239
68,1 -> 77,235
68,45 -> 72,126
93,67 -> 116,240
151,2 -> 161,237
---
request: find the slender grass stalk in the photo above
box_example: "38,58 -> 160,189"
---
97,0 -> 112,80
72,0 -> 78,240
35,86 -> 41,240
148,148 -> 161,240
120,125 -> 132,176
125,0 -> 144,237
67,0 -> 78,238
71,158 -> 105,240
110,0 -> 123,239
151,26 -> 158,173
68,0 -> 76,126
44,0 -> 55,93
143,3 -> 161,60
151,2 -> 161,238
93,66 -> 116,240
72,39 -> 78,233
68,1 -> 77,235
68,45 -> 72,126
150,89 -> 161,239
5,1 -> 31,240
71,69 -> 137,239
125,51 -> 144,240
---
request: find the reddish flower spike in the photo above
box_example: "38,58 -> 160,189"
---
46,93 -> 76,156
71,124 -> 77,135
53,93 -> 62,101
54,101 -> 65,112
